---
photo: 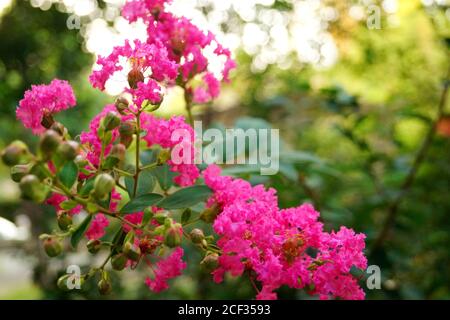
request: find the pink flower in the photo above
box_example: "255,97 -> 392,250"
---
129,80 -> 163,108
46,193 -> 82,216
193,73 -> 220,104
16,79 -> 76,134
86,214 -> 109,240
145,247 -> 186,292
202,165 -> 367,300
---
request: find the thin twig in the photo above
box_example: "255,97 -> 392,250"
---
370,65 -> 450,254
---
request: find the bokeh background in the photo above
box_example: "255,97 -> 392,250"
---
0,0 -> 449,299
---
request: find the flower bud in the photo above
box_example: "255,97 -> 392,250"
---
111,253 -> 128,271
157,149 -> 171,165
43,237 -> 63,257
57,274 -> 71,291
57,211 -> 72,231
39,130 -> 62,157
110,144 -> 126,163
201,253 -> 219,272
50,122 -> 66,136
74,155 -> 88,168
164,223 -> 183,248
93,173 -> 115,199
1,140 -> 29,166
200,204 -> 220,223
123,242 -> 141,261
115,96 -> 129,114
119,121 -> 135,148
101,111 -> 121,131
19,174 -> 45,202
41,113 -> 55,129
127,68 -> 144,89
57,141 -> 80,161
98,271 -> 112,295
189,228 -> 205,245
11,164 -> 31,182
87,239 -> 102,254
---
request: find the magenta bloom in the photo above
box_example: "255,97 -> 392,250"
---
203,165 -> 368,300
145,247 -> 186,292
86,214 -> 110,240
16,79 -> 76,135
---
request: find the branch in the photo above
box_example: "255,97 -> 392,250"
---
370,65 -> 450,254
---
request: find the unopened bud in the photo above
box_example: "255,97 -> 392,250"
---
50,122 -> 66,136
57,212 -> 72,231
127,68 -> 144,89
41,113 -> 55,129
157,149 -> 171,165
110,144 -> 126,162
43,237 -> 63,257
57,274 -> 71,291
39,130 -> 62,157
74,155 -> 88,168
1,140 -> 29,166
93,173 -> 115,199
11,164 -> 31,182
119,121 -> 135,148
164,223 -> 183,248
20,174 -> 46,202
87,239 -> 102,254
189,228 -> 205,245
98,271 -> 112,295
111,253 -> 128,271
123,242 -> 141,261
201,253 -> 219,271
200,204 -> 220,223
57,141 -> 80,161
115,97 -> 129,114
101,111 -> 121,131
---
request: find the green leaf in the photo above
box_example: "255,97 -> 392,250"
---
158,185 -> 212,210
58,161 -> 78,189
102,156 -> 119,170
79,177 -> 95,197
60,200 -> 78,210
120,193 -> 164,214
140,149 -> 159,166
71,214 -> 93,248
181,208 -> 192,224
125,171 -> 156,198
152,163 -> 176,191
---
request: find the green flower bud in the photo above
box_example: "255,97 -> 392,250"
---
110,144 -> 126,162
123,242 -> 141,261
57,274 -> 71,291
93,173 -> 115,200
101,111 -> 121,131
50,122 -> 67,136
157,149 -> 171,165
87,239 -> 102,254
11,164 -> 31,183
98,271 -> 112,295
43,237 -> 63,257
127,68 -> 144,89
57,212 -> 73,231
164,223 -> 183,248
201,253 -> 219,272
1,140 -> 29,166
19,174 -> 49,203
189,228 -> 205,245
111,253 -> 128,271
74,155 -> 88,168
57,141 -> 80,161
200,203 -> 220,223
39,130 -> 62,157
115,96 -> 129,114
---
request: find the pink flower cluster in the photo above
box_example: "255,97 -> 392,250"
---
145,247 -> 186,292
16,79 -> 76,135
90,0 -> 235,105
203,165 -> 367,300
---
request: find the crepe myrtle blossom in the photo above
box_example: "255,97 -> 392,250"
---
16,79 -> 76,135
1,0 -> 369,300
203,165 -> 367,300
121,0 -> 236,104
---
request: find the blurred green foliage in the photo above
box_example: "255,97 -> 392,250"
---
0,0 -> 449,300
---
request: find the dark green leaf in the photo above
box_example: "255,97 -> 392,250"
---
120,193 -> 164,213
125,171 -> 156,198
181,208 -> 192,224
158,185 -> 212,210
79,177 -> 95,197
152,164 -> 176,191
58,161 -> 78,189
71,214 -> 93,248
